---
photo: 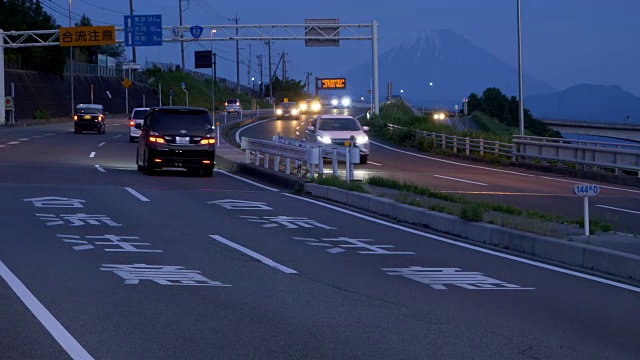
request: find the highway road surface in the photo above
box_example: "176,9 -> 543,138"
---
0,115 -> 639,359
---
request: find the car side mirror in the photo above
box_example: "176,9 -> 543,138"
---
362,126 -> 370,132
134,123 -> 142,130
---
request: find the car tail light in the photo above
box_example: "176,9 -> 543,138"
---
202,160 -> 211,164
73,115 -> 78,121
129,120 -> 134,126
149,136 -> 165,143
199,138 -> 216,145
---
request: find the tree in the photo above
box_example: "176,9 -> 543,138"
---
74,14 -> 126,64
1,0 -> 67,74
467,87 -> 562,137
263,76 -> 305,102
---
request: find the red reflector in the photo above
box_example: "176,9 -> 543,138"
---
202,160 -> 211,164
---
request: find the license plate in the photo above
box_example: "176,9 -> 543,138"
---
83,115 -> 92,119
176,137 -> 189,144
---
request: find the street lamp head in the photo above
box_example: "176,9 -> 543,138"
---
429,82 -> 433,86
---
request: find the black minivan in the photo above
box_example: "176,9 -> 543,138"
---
136,107 -> 216,177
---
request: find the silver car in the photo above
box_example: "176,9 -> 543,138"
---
306,115 -> 370,164
129,107 -> 150,143
225,98 -> 241,114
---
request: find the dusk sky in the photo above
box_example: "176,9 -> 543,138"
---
42,0 -> 639,96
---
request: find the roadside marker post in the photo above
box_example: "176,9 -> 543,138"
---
574,184 -> 600,236
216,122 -> 220,147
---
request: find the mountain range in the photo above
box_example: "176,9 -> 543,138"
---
524,84 -> 640,123
342,29 -> 556,107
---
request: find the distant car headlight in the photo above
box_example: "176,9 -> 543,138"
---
311,102 -> 321,111
331,99 -> 339,106
276,109 -> 283,115
356,135 -> 369,144
291,108 -> 299,115
440,113 -> 446,119
317,136 -> 332,144
341,97 -> 351,107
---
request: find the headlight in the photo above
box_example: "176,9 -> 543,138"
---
311,102 -> 321,111
276,109 -> 283,115
440,113 -> 445,119
291,109 -> 299,115
356,135 -> 369,144
299,103 -> 308,111
331,99 -> 338,106
317,136 -> 332,144
341,97 -> 351,107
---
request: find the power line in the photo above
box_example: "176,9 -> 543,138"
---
45,0 -> 112,25
77,0 -> 127,15
193,0 -> 229,21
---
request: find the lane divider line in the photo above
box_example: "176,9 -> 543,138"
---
596,205 -> 640,215
0,260 -> 94,360
367,161 -> 383,166
18,138 -> 30,141
235,118 -> 275,144
89,152 -> 96,158
124,187 -> 150,202
282,192 -> 640,293
0,145 -> 5,148
539,176 -> 640,195
209,235 -> 298,274
98,142 -> 106,147
433,175 -> 488,186
8,141 -> 20,145
94,165 -> 106,173
215,170 -> 280,192
112,135 -> 122,139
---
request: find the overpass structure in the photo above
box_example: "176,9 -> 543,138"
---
540,119 -> 640,143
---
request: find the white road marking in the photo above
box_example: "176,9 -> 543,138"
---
18,138 -> 30,141
32,135 -> 43,139
235,118 -> 275,144
94,165 -> 106,173
44,133 -> 55,136
597,205 -> 640,215
8,141 -> 20,145
89,152 -> 96,158
0,260 -> 94,360
124,187 -> 150,202
367,161 -> 383,166
539,176 -> 640,194
209,235 -> 298,274
371,141 -> 534,177
112,135 -> 122,139
215,169 -> 280,192
283,193 -> 640,293
0,145 -> 5,148
434,175 -> 488,186
98,142 -> 106,147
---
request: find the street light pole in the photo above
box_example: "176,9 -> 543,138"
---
517,0 -> 525,136
211,29 -> 216,116
69,0 -> 74,117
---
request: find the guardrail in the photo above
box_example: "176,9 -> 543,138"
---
241,135 -> 360,180
385,123 -> 640,175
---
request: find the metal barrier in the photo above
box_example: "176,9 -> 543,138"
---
386,124 -> 640,175
241,135 -> 360,180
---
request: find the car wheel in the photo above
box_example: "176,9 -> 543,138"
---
143,152 -> 154,175
359,154 -> 368,165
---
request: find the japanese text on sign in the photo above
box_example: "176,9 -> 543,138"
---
317,78 -> 347,89
59,26 -> 116,47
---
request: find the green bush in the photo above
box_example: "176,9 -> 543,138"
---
33,109 -> 48,119
315,176 -> 367,193
460,204 -> 485,221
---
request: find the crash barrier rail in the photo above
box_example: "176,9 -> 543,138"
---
513,135 -> 640,174
241,135 -> 360,181
387,124 -> 514,158
386,123 -> 640,175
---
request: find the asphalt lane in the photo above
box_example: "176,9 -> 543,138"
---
1,118 -> 639,359
238,111 -> 640,234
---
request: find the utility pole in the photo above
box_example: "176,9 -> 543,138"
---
247,44 -> 252,88
178,0 -> 184,70
257,54 -> 263,95
304,72 -> 312,94
129,0 -> 136,63
281,51 -> 286,81
267,40 -> 273,104
68,1 -> 74,118
234,14 -> 240,93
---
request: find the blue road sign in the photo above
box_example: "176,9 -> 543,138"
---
124,14 -> 163,47
169,89 -> 173,96
190,25 -> 203,39
181,82 -> 186,89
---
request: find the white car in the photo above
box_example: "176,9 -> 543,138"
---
129,107 -> 150,143
306,114 -> 370,164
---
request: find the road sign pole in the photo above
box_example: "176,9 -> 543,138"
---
125,87 -> 129,114
159,83 -> 162,106
583,196 -> 590,236
0,30 -> 5,125
372,20 -> 380,115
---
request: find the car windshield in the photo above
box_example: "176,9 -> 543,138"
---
75,107 -> 102,114
317,118 -> 361,131
131,109 -> 148,119
152,110 -> 212,133
281,103 -> 297,109
226,99 -> 238,105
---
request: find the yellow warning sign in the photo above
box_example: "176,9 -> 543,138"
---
122,78 -> 132,88
59,26 -> 116,47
